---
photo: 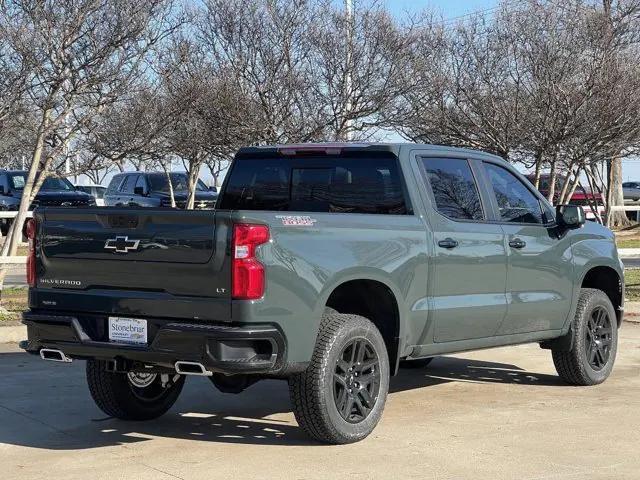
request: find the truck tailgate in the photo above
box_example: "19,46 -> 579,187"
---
31,208 -> 232,321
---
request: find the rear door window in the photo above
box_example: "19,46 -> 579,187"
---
220,154 -> 409,214
421,158 -> 484,221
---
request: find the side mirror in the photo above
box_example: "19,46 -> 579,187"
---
209,185 -> 218,193
556,204 -> 585,229
133,186 -> 146,196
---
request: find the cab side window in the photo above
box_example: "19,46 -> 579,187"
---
106,175 -> 123,194
421,158 -> 484,221
120,175 -> 137,194
0,174 -> 9,194
135,175 -> 147,193
484,163 -> 544,224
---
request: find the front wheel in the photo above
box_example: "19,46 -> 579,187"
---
289,312 -> 390,444
86,360 -> 185,420
552,288 -> 618,386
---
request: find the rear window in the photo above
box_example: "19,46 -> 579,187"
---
220,154 -> 410,214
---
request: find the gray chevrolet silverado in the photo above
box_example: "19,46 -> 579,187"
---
21,143 -> 624,444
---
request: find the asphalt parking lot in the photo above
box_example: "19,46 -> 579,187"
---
1,324 -> 639,480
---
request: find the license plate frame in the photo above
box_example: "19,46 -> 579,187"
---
108,317 -> 148,345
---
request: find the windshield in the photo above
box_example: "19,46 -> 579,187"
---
147,173 -> 208,192
9,173 -> 75,191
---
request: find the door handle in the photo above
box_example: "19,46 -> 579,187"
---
438,238 -> 459,249
509,238 -> 526,249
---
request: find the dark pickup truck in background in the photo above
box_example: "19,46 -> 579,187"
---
104,171 -> 217,209
21,143 -> 623,444
0,170 -> 95,235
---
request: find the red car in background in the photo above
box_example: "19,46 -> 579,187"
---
527,173 -> 604,220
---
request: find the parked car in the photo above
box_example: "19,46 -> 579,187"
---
104,172 -> 217,209
622,181 -> 640,202
75,184 -> 107,206
527,173 -> 605,221
527,173 -> 603,206
0,170 -> 95,235
21,143 -> 623,444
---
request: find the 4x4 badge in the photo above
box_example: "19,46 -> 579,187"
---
104,236 -> 140,253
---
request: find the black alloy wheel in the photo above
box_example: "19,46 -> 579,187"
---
585,306 -> 613,371
552,288 -> 618,386
333,338 -> 381,423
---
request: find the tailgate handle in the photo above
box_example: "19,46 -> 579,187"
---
108,215 -> 139,228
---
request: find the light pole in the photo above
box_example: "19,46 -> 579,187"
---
344,0 -> 354,141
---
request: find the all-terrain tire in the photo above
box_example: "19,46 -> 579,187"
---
289,312 -> 390,444
86,360 -> 185,420
552,288 -> 618,386
399,357 -> 434,369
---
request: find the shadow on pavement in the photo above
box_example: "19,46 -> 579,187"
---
391,355 -> 565,393
0,351 -> 563,450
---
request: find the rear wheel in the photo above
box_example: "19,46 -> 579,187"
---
86,360 -> 185,420
552,288 -> 618,386
289,312 -> 390,444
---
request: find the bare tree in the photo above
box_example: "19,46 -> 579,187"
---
159,38 -> 258,208
0,0 -> 178,301
393,0 -> 640,227
306,1 -> 418,140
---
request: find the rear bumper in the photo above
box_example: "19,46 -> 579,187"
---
21,311 -> 287,375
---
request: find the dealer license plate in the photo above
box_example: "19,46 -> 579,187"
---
108,317 -> 148,345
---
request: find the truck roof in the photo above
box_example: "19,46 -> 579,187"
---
235,142 -> 505,162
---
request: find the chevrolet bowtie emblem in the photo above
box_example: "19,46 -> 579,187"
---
104,236 -> 140,253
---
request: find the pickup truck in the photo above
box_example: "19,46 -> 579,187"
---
20,143 -> 624,444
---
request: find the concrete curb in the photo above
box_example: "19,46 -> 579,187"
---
619,248 -> 640,257
0,325 -> 26,343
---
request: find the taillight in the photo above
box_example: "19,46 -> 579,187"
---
26,218 -> 37,287
232,224 -> 269,300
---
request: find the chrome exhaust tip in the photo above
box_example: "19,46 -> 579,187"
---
39,348 -> 72,363
174,361 -> 212,376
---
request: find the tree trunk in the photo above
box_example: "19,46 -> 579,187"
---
533,150 -> 543,189
586,163 -> 606,225
186,159 -> 201,210
161,162 -> 176,208
0,111 -> 50,305
558,165 -> 579,205
546,157 -> 557,203
565,173 -> 582,205
608,156 -> 629,228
